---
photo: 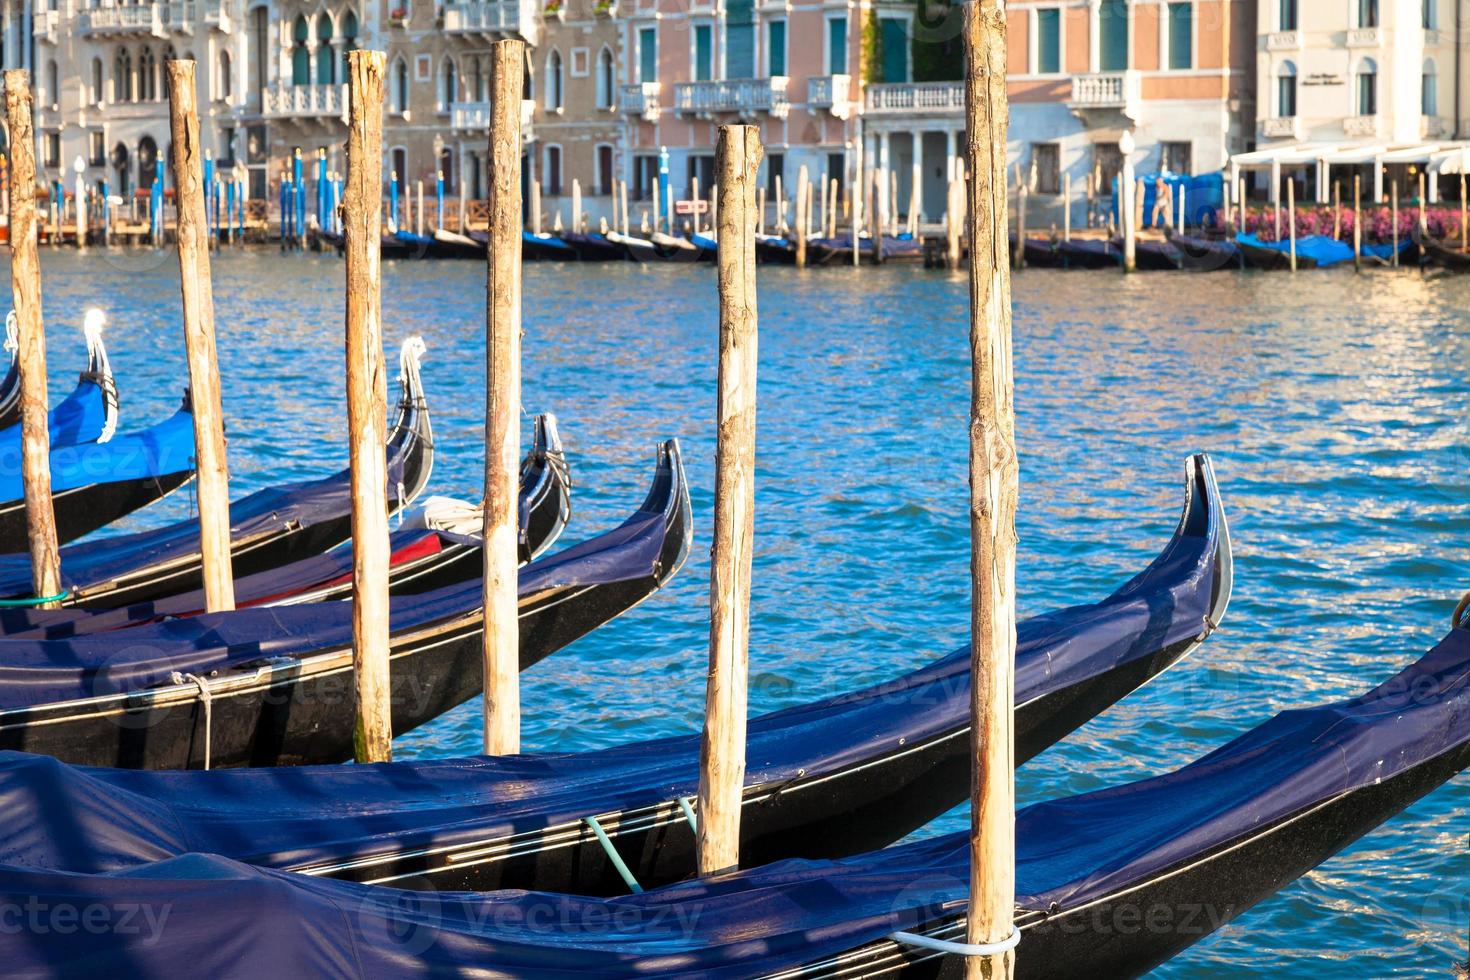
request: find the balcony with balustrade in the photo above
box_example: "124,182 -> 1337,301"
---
440,0 -> 538,46
1346,27 -> 1380,47
1343,114 -> 1378,138
618,83 -> 660,122
448,99 -> 536,138
1260,116 -> 1300,140
865,81 -> 962,114
1265,30 -> 1300,50
1068,70 -> 1142,122
32,9 -> 58,42
262,82 -> 347,121
806,74 -> 851,118
78,0 -> 235,36
673,77 -> 789,119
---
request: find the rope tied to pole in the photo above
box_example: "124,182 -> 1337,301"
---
170,670 -> 214,770
889,924 -> 1022,957
0,589 -> 69,607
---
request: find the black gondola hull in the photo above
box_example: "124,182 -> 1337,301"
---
0,470 -> 195,552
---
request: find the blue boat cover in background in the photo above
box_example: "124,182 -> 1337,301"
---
0,405 -> 194,506
0,374 -> 111,480
0,621 -> 1461,977
1113,172 -> 1225,228
1237,233 -> 1412,267
0,470 -> 1221,873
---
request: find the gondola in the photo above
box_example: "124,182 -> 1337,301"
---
1422,238 -> 1470,271
1233,232 -> 1413,270
0,414 -> 570,638
0,438 -> 690,769
1015,236 -> 1064,268
756,234 -> 796,264
516,230 -> 579,261
1165,227 -> 1244,271
560,231 -> 627,261
0,455 -> 1228,893
0,314 -> 20,429
7,590 -> 1463,978
1056,237 -> 1122,269
1132,237 -> 1186,271
0,339 -> 443,609
430,228 -> 489,258
0,308 -> 119,452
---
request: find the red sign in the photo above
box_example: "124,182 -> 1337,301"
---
674,199 -> 709,215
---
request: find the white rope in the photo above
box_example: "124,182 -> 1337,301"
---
889,925 -> 1022,958
82,308 -> 118,443
170,671 -> 214,770
398,335 -> 427,402
4,310 -> 16,354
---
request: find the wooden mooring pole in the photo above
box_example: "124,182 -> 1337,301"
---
1391,179 -> 1400,268
343,50 -> 394,764
3,71 -> 61,608
795,164 -> 808,269
697,122 -> 760,876
1286,177 -> 1297,273
962,0 -> 1018,973
482,38 -> 526,756
1353,174 -> 1362,274
166,60 -> 235,613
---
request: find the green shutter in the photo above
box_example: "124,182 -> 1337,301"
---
768,20 -> 786,76
880,18 -> 907,83
726,0 -> 754,78
695,25 -> 713,81
1037,9 -> 1060,74
1168,3 -> 1192,70
639,27 -> 657,82
827,17 -> 847,75
1100,0 -> 1128,72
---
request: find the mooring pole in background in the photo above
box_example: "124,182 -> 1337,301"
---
962,0 -> 1019,973
795,164 -> 808,269
166,60 -> 236,614
1286,177 -> 1297,273
697,122 -> 761,877
1391,179 -> 1399,268
482,38 -> 527,757
1353,174 -> 1362,274
343,49 -> 394,765
2,71 -> 61,609
1120,130 -> 1136,274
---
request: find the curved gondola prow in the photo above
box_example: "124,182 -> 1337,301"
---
519,413 -> 572,561
1184,452 -> 1232,633
653,438 -> 693,583
81,309 -> 119,444
386,336 -> 433,513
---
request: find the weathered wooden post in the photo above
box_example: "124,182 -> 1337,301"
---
3,71 -> 61,608
962,0 -> 1018,973
166,60 -> 235,613
1461,168 -> 1468,252
1418,171 -> 1427,239
697,122 -> 760,876
1014,177 -> 1027,271
946,176 -> 963,271
757,186 -> 766,235
572,178 -> 583,234
908,162 -> 921,236
482,38 -> 526,756
795,164 -> 808,268
1353,174 -> 1362,273
1120,130 -> 1136,274
621,179 -> 632,237
1391,179 -> 1400,267
531,177 -> 542,235
342,50 -> 394,764
652,175 -> 662,235
691,175 -> 701,237
1332,180 -> 1341,240
1287,176 -> 1297,272
1062,171 -> 1071,241
828,176 -> 838,239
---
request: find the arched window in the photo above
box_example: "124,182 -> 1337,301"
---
1423,58 -> 1438,117
115,49 -> 133,103
1356,58 -> 1377,116
137,134 -> 158,189
218,50 -> 232,101
1276,60 -> 1297,118
291,15 -> 310,85
90,57 -> 103,104
138,48 -> 156,101
595,47 -> 613,109
316,15 -> 334,84
390,56 -> 409,113
340,10 -> 358,79
439,57 -> 456,111
545,49 -> 563,111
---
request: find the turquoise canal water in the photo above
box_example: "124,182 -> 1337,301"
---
15,248 -> 1469,976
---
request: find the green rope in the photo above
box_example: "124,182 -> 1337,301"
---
0,589 -> 70,607
677,796 -> 698,834
584,814 -> 643,894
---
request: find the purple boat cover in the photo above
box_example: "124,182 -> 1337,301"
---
0,471 -> 1217,874
0,626 -> 1462,977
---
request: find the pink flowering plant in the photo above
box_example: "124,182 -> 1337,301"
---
1235,204 -> 1466,243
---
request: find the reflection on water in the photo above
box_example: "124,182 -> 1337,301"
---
15,250 -> 1470,976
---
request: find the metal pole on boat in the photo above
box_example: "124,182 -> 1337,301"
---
961,0 -> 1018,972
795,164 -> 808,268
2,71 -> 62,610
342,49 -> 394,764
1353,174 -> 1362,274
697,122 -> 760,877
482,38 -> 526,757
1286,176 -> 1297,273
166,60 -> 236,615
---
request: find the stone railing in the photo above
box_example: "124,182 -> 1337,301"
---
1343,114 -> 1378,137
1346,27 -> 1380,47
31,9 -> 59,42
1070,71 -> 1141,108
865,80 -> 963,113
262,82 -> 347,120
441,0 -> 538,45
618,82 -> 660,121
1265,30 -> 1300,50
806,74 -> 850,117
673,77 -> 789,118
448,99 -> 536,136
1261,117 -> 1299,139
